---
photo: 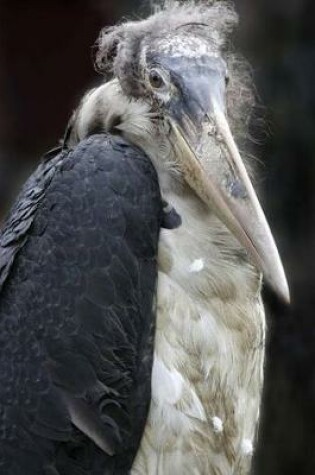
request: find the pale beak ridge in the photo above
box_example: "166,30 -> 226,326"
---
170,115 -> 290,304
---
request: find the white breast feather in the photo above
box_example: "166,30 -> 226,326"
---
132,191 -> 265,475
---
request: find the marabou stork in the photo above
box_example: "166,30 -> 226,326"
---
0,2 -> 289,474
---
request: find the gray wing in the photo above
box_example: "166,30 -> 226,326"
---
0,134 -> 162,475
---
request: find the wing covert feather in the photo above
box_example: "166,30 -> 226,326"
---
0,134 -> 162,474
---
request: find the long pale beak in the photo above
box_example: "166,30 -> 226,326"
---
169,107 -> 290,303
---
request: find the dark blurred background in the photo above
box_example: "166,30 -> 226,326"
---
0,0 -> 314,473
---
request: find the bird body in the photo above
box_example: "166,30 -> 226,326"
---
0,2 -> 289,474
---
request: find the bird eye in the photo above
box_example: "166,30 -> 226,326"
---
149,69 -> 165,89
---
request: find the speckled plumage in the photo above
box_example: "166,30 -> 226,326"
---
0,134 -> 162,474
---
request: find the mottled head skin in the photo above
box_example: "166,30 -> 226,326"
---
95,0 -> 254,147
67,2 -> 289,474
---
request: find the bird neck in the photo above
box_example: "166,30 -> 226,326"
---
157,179 -> 263,307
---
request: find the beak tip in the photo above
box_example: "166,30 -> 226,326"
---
266,268 -> 290,305
276,280 -> 290,305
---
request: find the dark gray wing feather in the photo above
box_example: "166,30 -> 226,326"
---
0,150 -> 65,289
0,134 -> 162,475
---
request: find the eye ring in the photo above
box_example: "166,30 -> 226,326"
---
148,69 -> 165,89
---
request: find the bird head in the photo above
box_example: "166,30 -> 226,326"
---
71,1 -> 289,302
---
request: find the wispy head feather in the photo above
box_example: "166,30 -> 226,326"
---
96,1 -> 237,83
95,1 -> 254,146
